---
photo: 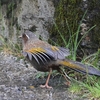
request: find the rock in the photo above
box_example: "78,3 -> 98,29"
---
0,0 -> 55,45
0,53 -> 89,100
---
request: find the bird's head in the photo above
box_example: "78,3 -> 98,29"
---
19,30 -> 38,44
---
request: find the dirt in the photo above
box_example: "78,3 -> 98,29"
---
0,52 -> 88,100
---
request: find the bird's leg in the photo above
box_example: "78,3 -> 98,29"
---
40,68 -> 52,89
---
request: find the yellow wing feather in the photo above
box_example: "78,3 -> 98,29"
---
51,46 -> 59,51
27,47 -> 46,53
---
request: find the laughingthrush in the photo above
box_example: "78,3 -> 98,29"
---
20,30 -> 100,88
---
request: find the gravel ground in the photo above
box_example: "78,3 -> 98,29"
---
0,52 -> 88,100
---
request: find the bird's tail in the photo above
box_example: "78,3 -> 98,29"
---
58,59 -> 100,76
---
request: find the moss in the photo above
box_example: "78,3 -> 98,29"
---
0,0 -> 12,5
49,0 -> 83,46
4,1 -> 22,38
87,0 -> 100,47
49,0 -> 100,48
0,0 -> 22,18
6,2 -> 17,18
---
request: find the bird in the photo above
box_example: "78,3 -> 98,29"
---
20,30 -> 100,88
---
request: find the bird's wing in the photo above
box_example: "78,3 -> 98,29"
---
44,46 -> 70,60
22,47 -> 54,65
23,45 -> 70,63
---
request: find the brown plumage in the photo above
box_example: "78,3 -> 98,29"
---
20,30 -> 100,88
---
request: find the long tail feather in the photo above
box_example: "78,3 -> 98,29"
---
59,59 -> 100,76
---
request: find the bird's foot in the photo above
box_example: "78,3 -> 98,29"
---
40,84 -> 52,89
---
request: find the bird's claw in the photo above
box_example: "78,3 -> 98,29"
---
40,84 -> 52,89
